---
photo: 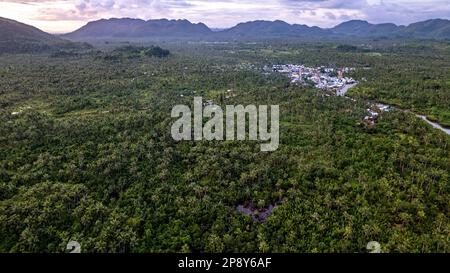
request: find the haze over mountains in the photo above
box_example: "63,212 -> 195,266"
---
1,16 -> 450,53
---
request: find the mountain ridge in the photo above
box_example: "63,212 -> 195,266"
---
62,17 -> 450,41
63,17 -> 212,39
2,16 -> 450,48
0,17 -> 92,53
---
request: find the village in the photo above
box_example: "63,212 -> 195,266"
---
171,63 -> 447,134
266,64 -> 396,126
267,64 -> 357,91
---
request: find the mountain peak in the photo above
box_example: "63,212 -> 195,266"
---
403,18 -> 450,38
64,17 -> 212,39
333,20 -> 371,29
332,20 -> 401,37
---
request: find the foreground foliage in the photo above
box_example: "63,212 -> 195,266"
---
0,41 -> 449,253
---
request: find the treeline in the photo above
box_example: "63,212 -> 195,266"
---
96,45 -> 171,61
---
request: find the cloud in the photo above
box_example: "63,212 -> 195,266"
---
24,0 -> 194,21
1,0 -> 450,32
325,12 -> 336,20
0,0 -> 62,2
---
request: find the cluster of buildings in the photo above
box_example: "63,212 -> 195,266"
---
264,63 -> 396,126
11,106 -> 32,116
267,64 -> 357,91
363,103 -> 392,125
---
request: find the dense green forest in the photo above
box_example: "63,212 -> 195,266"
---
0,41 -> 449,253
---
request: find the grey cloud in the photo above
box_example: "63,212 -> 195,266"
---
325,12 -> 336,20
5,0 -> 450,28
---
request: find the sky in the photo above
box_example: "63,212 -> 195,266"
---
1,0 -> 450,33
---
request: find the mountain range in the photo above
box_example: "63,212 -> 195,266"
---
1,16 -> 450,53
63,18 -> 450,41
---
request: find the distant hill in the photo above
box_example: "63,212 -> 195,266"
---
330,19 -> 450,40
402,19 -> 450,39
64,18 -> 212,39
217,20 -> 329,39
0,17 -> 91,53
331,20 -> 401,38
